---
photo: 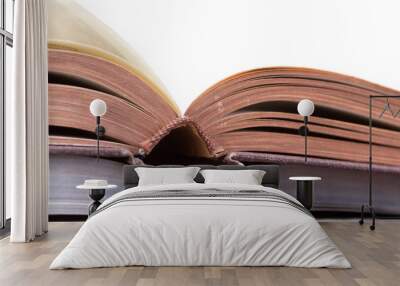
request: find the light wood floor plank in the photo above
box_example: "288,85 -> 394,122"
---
0,220 -> 399,286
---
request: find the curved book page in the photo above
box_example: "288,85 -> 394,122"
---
47,0 -> 179,114
185,67 -> 400,166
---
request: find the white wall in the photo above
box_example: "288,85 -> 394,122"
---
5,45 -> 12,219
78,0 -> 400,112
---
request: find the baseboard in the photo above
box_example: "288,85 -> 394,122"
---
48,212 -> 400,222
312,210 -> 400,219
49,214 -> 87,222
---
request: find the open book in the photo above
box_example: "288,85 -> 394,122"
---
48,0 -> 400,168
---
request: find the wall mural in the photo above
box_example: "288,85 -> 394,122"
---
48,0 -> 400,216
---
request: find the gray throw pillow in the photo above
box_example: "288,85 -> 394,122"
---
136,167 -> 201,186
200,169 -> 266,185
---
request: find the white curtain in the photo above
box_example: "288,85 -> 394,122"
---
7,0 -> 49,242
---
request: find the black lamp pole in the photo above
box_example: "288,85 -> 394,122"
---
95,116 -> 105,161
96,116 -> 100,161
297,99 -> 314,163
304,116 -> 308,163
90,99 -> 107,162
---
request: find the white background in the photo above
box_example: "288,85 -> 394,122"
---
78,0 -> 400,112
77,0 -> 400,112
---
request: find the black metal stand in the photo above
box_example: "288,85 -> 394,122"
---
88,189 -> 105,215
296,181 -> 313,210
359,204 -> 375,231
359,95 -> 400,231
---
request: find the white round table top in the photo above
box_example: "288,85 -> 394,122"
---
76,184 -> 118,190
289,176 -> 322,181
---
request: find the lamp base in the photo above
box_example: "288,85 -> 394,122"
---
359,204 -> 376,231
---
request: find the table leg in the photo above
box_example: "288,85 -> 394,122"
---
296,181 -> 313,210
88,189 -> 105,215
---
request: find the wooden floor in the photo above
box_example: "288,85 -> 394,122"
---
0,220 -> 399,286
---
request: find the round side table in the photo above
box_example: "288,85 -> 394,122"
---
289,176 -> 321,210
76,184 -> 117,215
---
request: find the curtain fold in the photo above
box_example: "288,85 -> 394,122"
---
8,0 -> 49,242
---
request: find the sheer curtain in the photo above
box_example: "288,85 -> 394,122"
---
7,0 -> 49,242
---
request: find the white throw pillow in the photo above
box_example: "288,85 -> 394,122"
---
200,169 -> 266,185
136,167 -> 200,186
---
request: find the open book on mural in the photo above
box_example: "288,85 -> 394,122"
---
48,0 -> 400,168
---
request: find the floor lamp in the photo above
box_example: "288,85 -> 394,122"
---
89,99 -> 107,161
297,99 -> 315,162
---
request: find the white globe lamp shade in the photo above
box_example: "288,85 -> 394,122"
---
297,99 -> 315,117
90,99 -> 107,117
